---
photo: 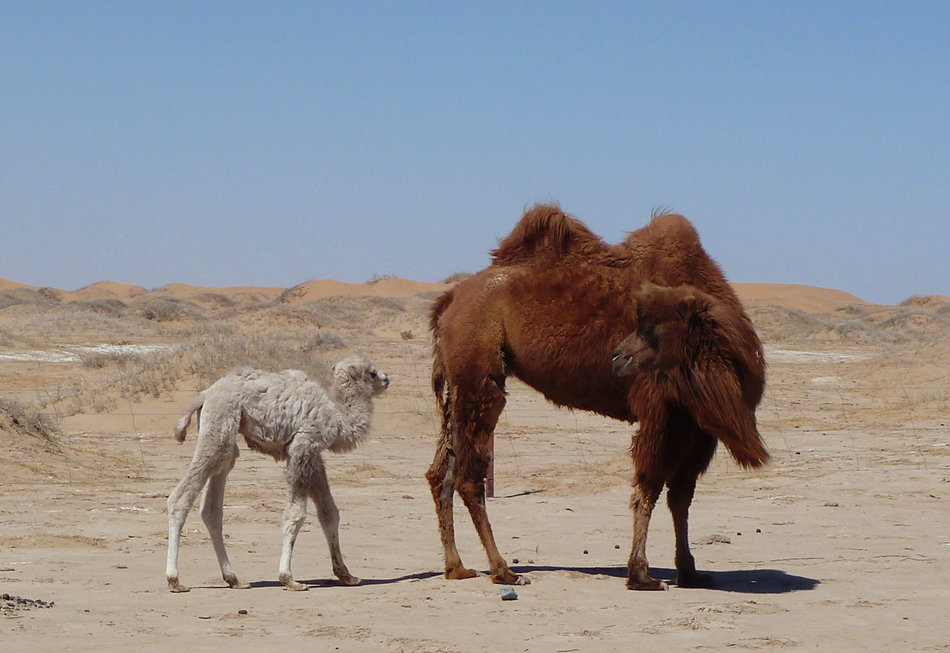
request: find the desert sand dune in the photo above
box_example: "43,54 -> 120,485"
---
0,275 -> 948,651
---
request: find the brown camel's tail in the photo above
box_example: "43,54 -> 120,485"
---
429,290 -> 454,424
682,289 -> 768,468
173,395 -> 205,442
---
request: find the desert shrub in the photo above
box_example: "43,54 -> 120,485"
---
0,288 -> 53,309
0,326 -> 20,347
899,295 -> 932,307
834,304 -> 869,318
76,346 -> 154,369
814,319 -> 897,344
872,310 -> 947,339
131,298 -> 206,322
161,320 -> 234,340
70,335 -> 333,410
66,299 -> 128,317
747,306 -> 824,342
190,293 -> 239,309
171,333 -> 332,387
254,304 -> 329,328
301,331 -> 346,351
19,305 -> 161,339
79,350 -> 120,369
39,287 -> 64,301
314,295 -> 406,329
276,284 -> 308,304
748,305 -> 905,345
361,295 -> 406,312
0,396 -> 61,450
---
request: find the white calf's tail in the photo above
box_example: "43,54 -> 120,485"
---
174,395 -> 205,442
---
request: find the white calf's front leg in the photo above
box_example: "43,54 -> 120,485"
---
309,458 -> 360,585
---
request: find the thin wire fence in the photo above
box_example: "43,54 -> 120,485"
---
1,371 -> 946,490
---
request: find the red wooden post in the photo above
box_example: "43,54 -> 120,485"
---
486,431 -> 495,498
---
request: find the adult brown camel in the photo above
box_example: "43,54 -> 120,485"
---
426,204 -> 768,590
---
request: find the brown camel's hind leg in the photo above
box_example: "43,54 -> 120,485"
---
453,377 -> 527,585
667,430 -> 718,588
426,429 -> 476,580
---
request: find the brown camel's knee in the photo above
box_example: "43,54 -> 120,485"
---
426,439 -> 453,503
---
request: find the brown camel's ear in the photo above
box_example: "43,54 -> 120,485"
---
633,281 -> 662,307
676,295 -> 698,321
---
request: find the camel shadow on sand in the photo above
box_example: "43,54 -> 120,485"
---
508,564 -> 820,595
244,566 -> 817,594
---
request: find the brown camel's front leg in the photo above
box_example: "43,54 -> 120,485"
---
666,476 -> 714,588
627,477 -> 666,590
456,473 -> 525,585
666,434 -> 717,588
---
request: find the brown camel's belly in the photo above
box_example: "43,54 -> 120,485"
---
505,348 -> 637,422
500,273 -> 638,422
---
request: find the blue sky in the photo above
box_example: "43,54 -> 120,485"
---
2,2 -> 947,304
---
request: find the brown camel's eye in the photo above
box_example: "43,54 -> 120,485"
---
644,326 -> 660,349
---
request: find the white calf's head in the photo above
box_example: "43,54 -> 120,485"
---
333,355 -> 390,397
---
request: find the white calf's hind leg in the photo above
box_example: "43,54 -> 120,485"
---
166,456 -> 215,592
200,447 -> 248,589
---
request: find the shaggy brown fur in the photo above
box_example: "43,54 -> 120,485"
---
614,283 -> 767,469
426,203 -> 767,590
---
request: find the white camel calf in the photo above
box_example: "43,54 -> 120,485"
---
165,354 -> 389,592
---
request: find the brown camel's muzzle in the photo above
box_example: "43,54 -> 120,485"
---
611,334 -> 654,377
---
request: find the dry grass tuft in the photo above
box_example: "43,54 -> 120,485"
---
0,397 -> 61,451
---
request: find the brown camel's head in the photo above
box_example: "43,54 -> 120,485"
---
612,283 -> 713,377
612,282 -> 764,394
613,282 -> 769,468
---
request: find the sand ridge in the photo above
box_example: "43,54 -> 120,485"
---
0,274 -> 885,313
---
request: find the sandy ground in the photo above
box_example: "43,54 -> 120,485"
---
1,278 -> 949,652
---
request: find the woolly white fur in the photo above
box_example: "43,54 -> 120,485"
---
165,354 -> 389,593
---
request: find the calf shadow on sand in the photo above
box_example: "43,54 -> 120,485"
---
246,566 -> 817,594
247,569 -> 444,590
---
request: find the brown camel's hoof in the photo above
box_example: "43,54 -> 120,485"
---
445,566 -> 478,580
626,577 -> 669,591
336,573 -> 362,586
491,570 -> 530,586
676,571 -> 714,588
